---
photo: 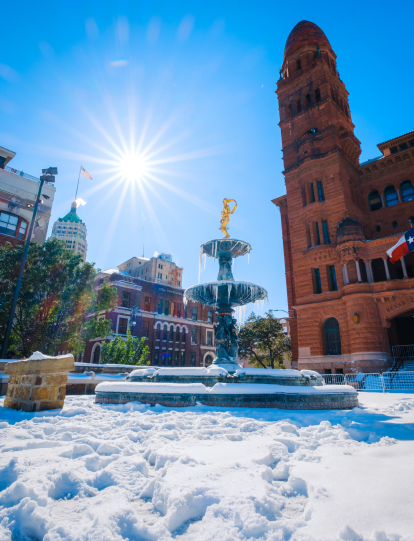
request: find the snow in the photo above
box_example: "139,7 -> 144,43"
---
236,368 -> 306,378
95,381 -> 357,395
1,393 -> 413,540
28,351 -> 74,361
155,367 -> 229,377
130,367 -> 158,378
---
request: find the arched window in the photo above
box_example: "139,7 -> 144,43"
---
0,212 -> 27,240
315,88 -> 321,103
331,90 -> 336,102
286,104 -> 292,118
384,186 -> 399,207
169,325 -> 174,341
93,345 -> 101,364
324,318 -> 341,355
296,99 -> 302,113
176,326 -> 181,342
400,180 -> 414,202
182,327 -> 186,343
156,324 -> 161,340
368,190 -> 382,212
305,93 -> 311,108
204,354 -> 213,367
163,324 -> 168,341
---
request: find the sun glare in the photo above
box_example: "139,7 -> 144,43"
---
118,152 -> 148,181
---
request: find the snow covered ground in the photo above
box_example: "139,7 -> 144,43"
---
0,393 -> 413,541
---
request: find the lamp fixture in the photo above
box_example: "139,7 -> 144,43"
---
353,313 -> 360,324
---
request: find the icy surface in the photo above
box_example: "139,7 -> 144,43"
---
1,394 -> 413,540
130,368 -> 158,378
95,381 -> 356,395
235,368 -> 304,378
154,367 -> 229,377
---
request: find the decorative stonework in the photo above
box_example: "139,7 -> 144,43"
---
4,354 -> 74,412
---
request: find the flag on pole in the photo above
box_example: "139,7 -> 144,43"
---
80,166 -> 92,180
386,228 -> 414,263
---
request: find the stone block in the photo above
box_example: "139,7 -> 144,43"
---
4,355 -> 74,376
32,386 -> 56,401
3,398 -> 19,409
57,386 -> 66,400
44,374 -> 68,386
38,400 -> 64,411
14,386 -> 31,401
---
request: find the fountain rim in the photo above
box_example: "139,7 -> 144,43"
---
184,280 -> 268,308
200,238 -> 252,259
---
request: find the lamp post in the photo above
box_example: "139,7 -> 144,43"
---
1,167 -> 58,358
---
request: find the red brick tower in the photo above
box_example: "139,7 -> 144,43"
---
272,21 -> 400,373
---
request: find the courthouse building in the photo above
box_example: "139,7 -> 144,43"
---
272,21 -> 414,374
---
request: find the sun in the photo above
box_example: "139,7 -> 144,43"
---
118,152 -> 148,181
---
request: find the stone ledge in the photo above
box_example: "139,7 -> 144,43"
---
4,355 -> 74,376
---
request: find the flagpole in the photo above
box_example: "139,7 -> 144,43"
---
75,166 -> 82,200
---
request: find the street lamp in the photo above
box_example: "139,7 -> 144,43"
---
1,167 -> 58,358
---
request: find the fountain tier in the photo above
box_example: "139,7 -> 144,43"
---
185,281 -> 267,308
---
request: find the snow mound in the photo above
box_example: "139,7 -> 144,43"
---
27,351 -> 74,360
129,367 -> 158,378
235,368 -> 303,377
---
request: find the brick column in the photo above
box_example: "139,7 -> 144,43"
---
355,260 -> 362,283
342,263 -> 349,285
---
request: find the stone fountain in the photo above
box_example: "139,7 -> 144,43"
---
95,202 -> 358,410
184,238 -> 266,372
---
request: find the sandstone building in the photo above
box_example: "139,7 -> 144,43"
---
0,145 -> 56,247
49,202 -> 88,261
272,21 -> 414,374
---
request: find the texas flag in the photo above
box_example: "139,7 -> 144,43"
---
387,228 -> 414,263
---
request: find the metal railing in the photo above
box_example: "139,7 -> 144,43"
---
322,372 -> 414,392
4,165 -> 55,185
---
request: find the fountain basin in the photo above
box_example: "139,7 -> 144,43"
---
185,280 -> 267,308
201,239 -> 251,259
95,381 -> 358,410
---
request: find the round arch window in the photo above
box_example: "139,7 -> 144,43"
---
384,186 -> 399,207
368,190 -> 382,211
324,318 -> 341,356
204,354 -> 214,367
400,180 -> 414,202
93,345 -> 101,364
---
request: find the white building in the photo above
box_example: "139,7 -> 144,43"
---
118,253 -> 183,288
50,202 -> 88,261
0,145 -> 56,247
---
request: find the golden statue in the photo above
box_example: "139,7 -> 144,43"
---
219,198 -> 237,238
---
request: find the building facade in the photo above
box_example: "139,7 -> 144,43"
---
0,145 -> 56,247
49,202 -> 88,261
118,252 -> 183,288
273,21 -> 414,374
56,269 -> 216,367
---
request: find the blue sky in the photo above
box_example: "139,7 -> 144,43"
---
1,0 -> 413,317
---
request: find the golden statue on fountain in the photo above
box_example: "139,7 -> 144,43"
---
219,198 -> 237,238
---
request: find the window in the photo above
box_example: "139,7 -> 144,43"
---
305,93 -> 311,108
324,318 -> 341,355
191,328 -> 197,344
166,352 -> 172,366
315,222 -> 321,245
296,99 -> 302,113
206,330 -> 213,346
310,182 -> 315,203
204,354 -> 213,367
368,190 -> 382,211
392,221 -> 398,229
328,265 -> 337,291
401,181 -> 414,202
158,264 -> 163,269
154,350 -> 159,365
177,281 -> 181,287
322,220 -> 330,243
142,322 -> 149,338
164,300 -> 170,316
177,303 -> 182,318
190,352 -> 196,367
296,59 -> 301,70
315,88 -> 321,103
207,310 -> 213,323
287,104 -> 292,118
18,219 -> 27,240
163,325 -> 168,341
384,186 -> 398,207
118,317 -> 128,335
176,327 -> 181,342
121,291 -> 131,308
390,146 -> 398,155
158,300 -> 163,314
169,325 -> 174,341
93,345 -> 101,364
313,268 -> 322,294
317,180 -> 324,201
192,307 -> 198,321
180,352 -> 185,366
182,328 -> 186,343
158,272 -> 162,279
144,296 -> 151,311
0,212 -> 22,239
156,324 -> 161,340
174,351 -> 179,366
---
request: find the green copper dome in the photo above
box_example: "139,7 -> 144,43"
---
58,203 -> 84,224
